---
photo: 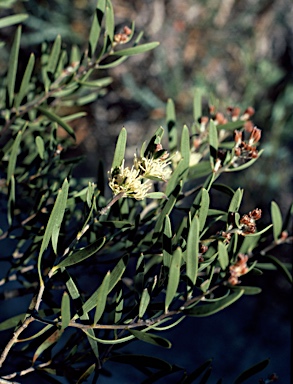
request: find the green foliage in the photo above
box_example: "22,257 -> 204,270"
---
0,1 -> 291,383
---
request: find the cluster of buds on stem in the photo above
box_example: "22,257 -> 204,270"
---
239,208 -> 262,235
228,254 -> 249,285
113,26 -> 132,45
233,126 -> 262,161
108,144 -> 172,200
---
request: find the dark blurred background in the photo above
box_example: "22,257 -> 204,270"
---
0,0 -> 292,382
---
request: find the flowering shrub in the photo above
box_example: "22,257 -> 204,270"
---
0,1 -> 292,383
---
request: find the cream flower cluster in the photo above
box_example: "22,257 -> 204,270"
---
108,150 -> 172,200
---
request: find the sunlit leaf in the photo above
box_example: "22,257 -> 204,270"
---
198,188 -> 210,232
139,288 -> 150,318
47,34 -> 62,77
0,14 -> 28,29
165,247 -> 182,312
218,241 -> 229,270
105,0 -> 114,42
112,42 -> 160,56
37,106 -> 76,140
61,292 -> 71,330
209,119 -> 218,168
54,237 -> 106,271
186,215 -> 199,286
7,26 -> 21,106
111,127 -> 127,169
38,179 -> 69,283
271,201 -> 283,241
89,0 -> 106,57
184,290 -> 244,317
94,271 -> 110,324
228,188 -> 243,213
35,135 -> 45,159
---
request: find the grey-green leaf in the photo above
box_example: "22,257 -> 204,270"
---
89,0 -> 106,57
37,106 -> 76,140
166,98 -> 177,152
186,215 -> 199,286
198,188 -> 210,232
7,129 -> 23,184
271,201 -> 283,241
38,179 -> 69,282
165,247 -> 182,312
218,241 -> 229,270
184,289 -> 244,317
14,52 -> 35,109
209,119 -> 218,168
94,271 -> 110,324
111,127 -> 127,169
61,292 -> 71,330
129,329 -> 172,349
35,136 -> 45,159
47,34 -> 61,77
7,26 -> 21,107
54,237 -> 106,271
139,288 -> 150,318
0,14 -> 28,29
228,188 -> 243,213
112,42 -> 160,56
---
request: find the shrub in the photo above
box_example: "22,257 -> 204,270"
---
0,1 -> 291,383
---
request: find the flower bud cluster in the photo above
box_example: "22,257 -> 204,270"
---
234,127 -> 262,160
239,208 -> 262,235
228,254 -> 249,285
114,26 -> 132,44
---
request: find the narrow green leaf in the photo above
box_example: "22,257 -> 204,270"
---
7,174 -> 15,225
217,120 -> 244,131
193,88 -> 202,126
112,42 -> 160,56
209,119 -> 218,168
54,237 -> 106,271
111,127 -> 127,169
231,286 -> 262,295
145,192 -> 167,199
77,77 -> 112,88
218,241 -> 229,270
234,359 -> 270,384
61,292 -> 71,330
186,215 -> 199,286
78,255 -> 128,317
51,179 -> 69,254
228,188 -> 243,213
180,124 -> 190,182
88,0 -> 106,57
166,98 -> 177,152
77,364 -> 96,384
139,288 -> 150,318
38,179 -> 69,283
7,129 -> 23,184
37,106 -> 75,139
188,160 -> 212,180
163,215 -> 172,268
165,247 -> 182,312
105,0 -> 114,42
35,136 -> 45,159
14,52 -> 35,108
47,35 -> 62,77
246,224 -> 273,237
184,289 -> 244,317
0,313 -> 26,331
0,14 -> 28,29
98,56 -> 128,69
271,201 -> 283,241
129,329 -> 172,349
7,26 -> 21,106
94,271 -> 110,324
198,188 -> 210,232
32,329 -> 63,363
